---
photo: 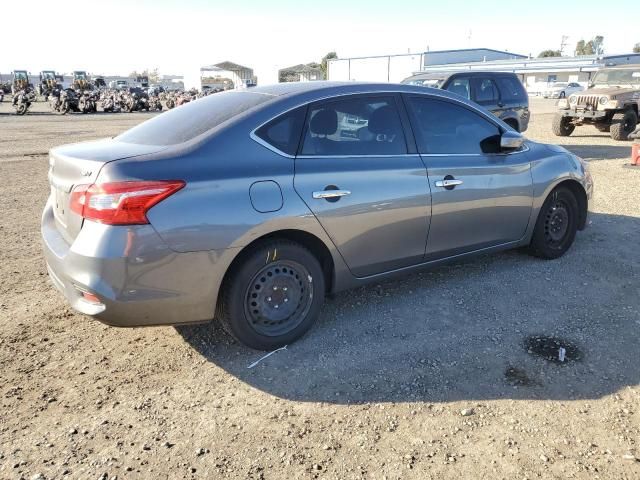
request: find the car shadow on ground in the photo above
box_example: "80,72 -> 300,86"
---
177,212 -> 639,404
562,144 -> 632,161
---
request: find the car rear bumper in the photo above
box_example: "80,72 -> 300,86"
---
41,199 -> 230,327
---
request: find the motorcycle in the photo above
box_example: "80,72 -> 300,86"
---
148,95 -> 163,112
12,88 -> 35,115
99,90 -> 121,113
123,90 -> 150,112
78,90 -> 98,113
49,88 -> 78,114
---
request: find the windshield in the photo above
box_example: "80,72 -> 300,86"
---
592,69 -> 640,86
116,90 -> 274,146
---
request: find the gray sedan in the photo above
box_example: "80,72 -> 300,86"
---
42,82 -> 593,350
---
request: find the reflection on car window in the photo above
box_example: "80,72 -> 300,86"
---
116,91 -> 273,146
406,96 -> 501,154
475,78 -> 499,104
301,96 -> 407,156
496,77 -> 526,102
446,78 -> 470,100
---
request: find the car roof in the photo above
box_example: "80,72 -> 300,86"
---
247,81 -> 465,102
403,71 -> 518,82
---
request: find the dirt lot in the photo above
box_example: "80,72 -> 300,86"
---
1,98 -> 639,480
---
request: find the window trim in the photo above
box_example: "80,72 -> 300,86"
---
402,93 -> 528,157
297,93 -> 411,158
249,88 -> 524,158
251,105 -> 307,158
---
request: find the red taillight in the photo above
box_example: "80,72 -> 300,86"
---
70,180 -> 185,225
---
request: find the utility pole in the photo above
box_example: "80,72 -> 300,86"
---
560,35 -> 569,55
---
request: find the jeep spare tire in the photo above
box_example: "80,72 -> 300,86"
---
610,109 -> 638,141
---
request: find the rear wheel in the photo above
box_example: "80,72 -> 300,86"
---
218,240 -> 325,350
610,109 -> 638,141
552,114 -> 575,136
529,187 -> 578,259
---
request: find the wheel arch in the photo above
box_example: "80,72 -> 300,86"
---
545,179 -> 589,231
217,229 -> 337,312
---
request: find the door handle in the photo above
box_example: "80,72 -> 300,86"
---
435,179 -> 463,188
312,190 -> 351,199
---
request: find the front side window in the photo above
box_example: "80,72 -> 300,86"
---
474,78 -> 499,104
300,96 -> 407,156
445,78 -> 471,100
406,96 -> 501,155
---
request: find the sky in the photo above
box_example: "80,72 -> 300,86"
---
5,0 -> 638,85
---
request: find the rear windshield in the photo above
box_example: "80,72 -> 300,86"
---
116,91 -> 274,145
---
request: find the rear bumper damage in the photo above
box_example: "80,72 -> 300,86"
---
41,199 -> 227,327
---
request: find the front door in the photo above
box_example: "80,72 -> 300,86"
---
294,94 -> 431,277
403,94 -> 533,259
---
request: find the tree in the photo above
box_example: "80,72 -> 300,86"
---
320,52 -> 337,79
575,36 -> 604,56
634,43 -> 640,53
538,50 -> 562,58
592,36 -> 604,55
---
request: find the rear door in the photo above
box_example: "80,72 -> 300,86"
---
494,75 -> 530,131
293,94 -> 431,277
403,94 -> 533,260
472,76 -> 503,118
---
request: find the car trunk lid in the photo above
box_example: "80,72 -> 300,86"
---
48,139 -> 167,243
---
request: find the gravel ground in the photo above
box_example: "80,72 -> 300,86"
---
0,98 -> 639,480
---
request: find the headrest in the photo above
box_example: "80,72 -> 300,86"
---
368,106 -> 398,135
310,109 -> 337,136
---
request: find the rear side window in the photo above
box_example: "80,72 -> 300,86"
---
406,96 -> 501,154
255,107 -> 306,156
496,76 -> 526,102
445,78 -> 471,100
473,78 -> 499,104
300,96 -> 407,156
116,91 -> 273,146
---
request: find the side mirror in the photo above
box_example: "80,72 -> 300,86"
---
500,130 -> 524,151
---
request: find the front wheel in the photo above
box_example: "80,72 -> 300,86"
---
552,114 -> 575,136
610,110 -> 638,141
16,103 -> 28,115
529,187 -> 579,259
218,240 -> 325,350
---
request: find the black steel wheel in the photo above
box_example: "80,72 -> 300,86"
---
529,187 -> 579,259
244,260 -> 314,337
219,240 -> 325,350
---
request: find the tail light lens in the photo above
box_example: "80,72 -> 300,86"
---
70,180 -> 185,225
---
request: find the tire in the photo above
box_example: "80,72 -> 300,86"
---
529,187 -> 579,260
559,91 -> 565,98
595,124 -> 610,133
218,240 -> 325,350
610,109 -> 638,141
504,119 -> 519,132
552,114 -> 575,137
16,103 -> 27,115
